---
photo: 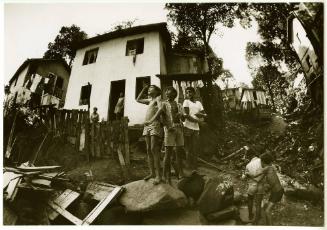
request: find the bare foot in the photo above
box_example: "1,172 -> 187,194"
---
143,174 -> 155,181
153,177 -> 161,185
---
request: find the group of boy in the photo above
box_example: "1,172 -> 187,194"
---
136,84 -> 206,185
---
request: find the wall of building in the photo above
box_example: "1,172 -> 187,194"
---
64,31 -> 163,125
9,66 -> 29,93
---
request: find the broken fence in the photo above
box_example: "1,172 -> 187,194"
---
35,106 -> 130,169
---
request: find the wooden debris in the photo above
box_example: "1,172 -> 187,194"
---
47,185 -> 124,225
221,146 -> 249,161
17,165 -> 61,171
31,179 -> 52,188
82,187 -> 124,225
48,201 -> 83,225
48,189 -> 80,220
5,177 -> 22,202
3,172 -> 22,189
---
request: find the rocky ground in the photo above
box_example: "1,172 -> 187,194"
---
36,113 -> 324,226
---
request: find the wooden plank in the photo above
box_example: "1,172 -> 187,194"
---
117,146 -> 129,181
48,189 -> 80,220
5,177 -> 21,201
82,187 -> 123,225
31,179 -> 52,188
16,165 -> 61,171
48,201 -> 83,225
3,172 -> 22,189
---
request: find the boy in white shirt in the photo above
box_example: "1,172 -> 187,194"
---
183,87 -> 206,170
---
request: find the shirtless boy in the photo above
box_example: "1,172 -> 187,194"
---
136,84 -> 162,185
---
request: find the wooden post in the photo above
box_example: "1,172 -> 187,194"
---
123,117 -> 130,166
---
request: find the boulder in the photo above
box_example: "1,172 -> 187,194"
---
177,171 -> 205,202
197,177 -> 234,216
119,180 -> 187,212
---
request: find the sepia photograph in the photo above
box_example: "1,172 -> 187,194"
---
2,1 -> 324,226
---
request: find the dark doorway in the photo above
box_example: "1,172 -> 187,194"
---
108,80 -> 126,121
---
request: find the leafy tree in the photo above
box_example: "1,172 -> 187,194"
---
166,3 -> 252,68
252,64 -> 289,112
166,3 -> 252,128
44,25 -> 87,67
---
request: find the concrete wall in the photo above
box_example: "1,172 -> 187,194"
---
64,31 -> 164,125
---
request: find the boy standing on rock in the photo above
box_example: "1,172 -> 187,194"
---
183,87 -> 206,170
146,86 -> 185,184
137,84 -> 163,185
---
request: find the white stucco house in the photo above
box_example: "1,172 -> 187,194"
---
64,23 -> 209,125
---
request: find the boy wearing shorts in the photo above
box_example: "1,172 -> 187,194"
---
147,86 -> 185,184
260,153 -> 284,225
137,84 -> 163,185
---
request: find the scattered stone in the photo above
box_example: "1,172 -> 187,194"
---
119,180 -> 187,212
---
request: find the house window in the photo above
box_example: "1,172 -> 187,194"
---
253,91 -> 257,100
82,48 -> 99,65
126,38 -> 144,56
135,76 -> 150,99
79,84 -> 92,105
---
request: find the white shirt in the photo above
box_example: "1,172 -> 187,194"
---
183,99 -> 204,131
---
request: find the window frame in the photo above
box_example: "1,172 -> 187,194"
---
82,48 -> 99,66
79,84 -> 92,105
135,76 -> 150,99
125,38 -> 144,56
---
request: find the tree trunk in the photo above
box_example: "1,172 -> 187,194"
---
267,85 -> 276,112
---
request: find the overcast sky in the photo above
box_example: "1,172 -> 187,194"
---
4,3 -> 260,86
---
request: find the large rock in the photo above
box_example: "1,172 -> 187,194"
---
197,177 -> 234,216
177,171 -> 205,202
119,180 -> 187,212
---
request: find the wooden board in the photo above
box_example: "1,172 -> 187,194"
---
3,172 -> 22,189
31,179 -> 52,188
48,201 -> 83,225
5,177 -> 22,201
16,165 -> 61,171
48,189 -> 80,220
82,187 -> 123,225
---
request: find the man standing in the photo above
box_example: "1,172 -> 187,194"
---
183,87 -> 206,170
114,92 -> 125,120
